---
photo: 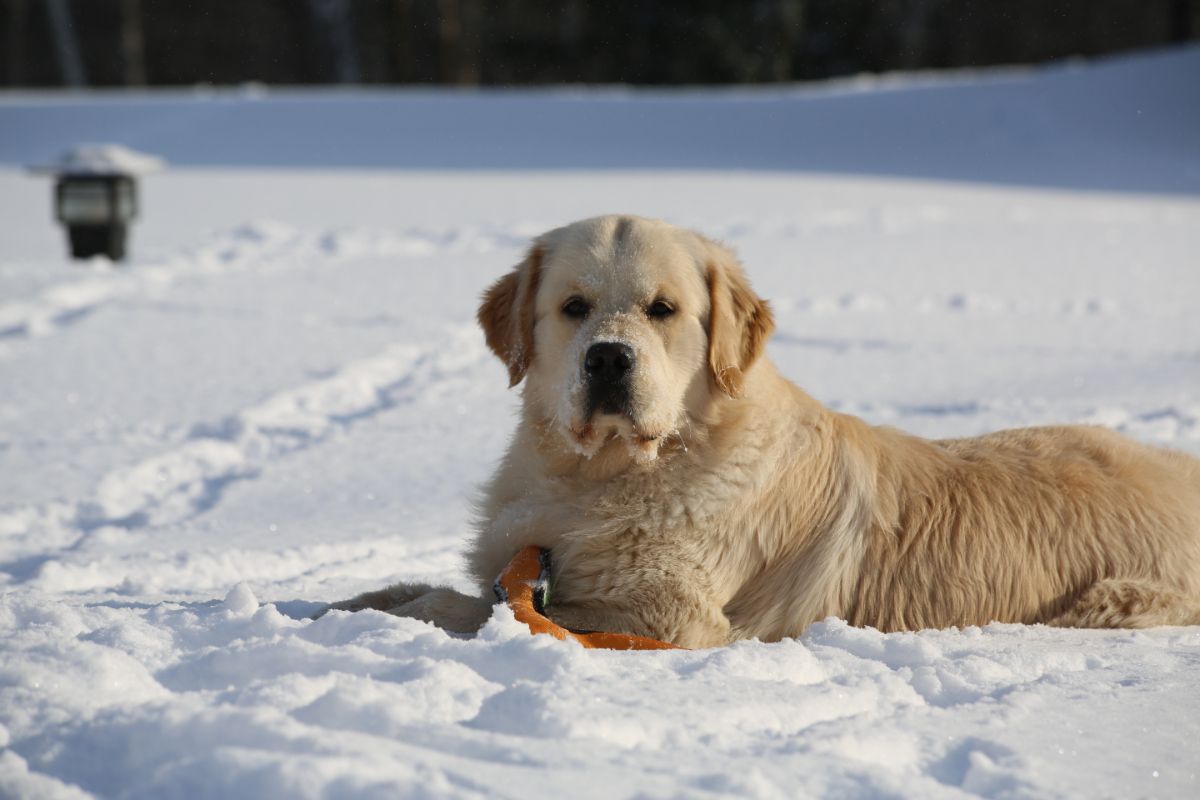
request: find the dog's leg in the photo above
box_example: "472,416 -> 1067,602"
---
319,582 -> 439,615
389,588 -> 495,634
316,583 -> 495,634
1048,579 -> 1200,628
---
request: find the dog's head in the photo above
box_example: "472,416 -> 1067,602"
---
478,216 -> 773,463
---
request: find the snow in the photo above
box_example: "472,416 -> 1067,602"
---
3,47 -> 1199,193
1,47 -> 1199,798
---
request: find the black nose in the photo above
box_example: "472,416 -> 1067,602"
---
584,342 -> 634,384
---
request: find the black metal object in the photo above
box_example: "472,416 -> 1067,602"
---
55,174 -> 138,261
65,223 -> 129,261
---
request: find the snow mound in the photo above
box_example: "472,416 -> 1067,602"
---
2,594 -> 1198,798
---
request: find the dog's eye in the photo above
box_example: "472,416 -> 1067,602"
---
562,297 -> 590,319
647,299 -> 675,319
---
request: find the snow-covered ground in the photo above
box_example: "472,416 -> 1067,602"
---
1,47 -> 1199,799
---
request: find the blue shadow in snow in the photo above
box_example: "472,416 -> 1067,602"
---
1,47 -> 1197,195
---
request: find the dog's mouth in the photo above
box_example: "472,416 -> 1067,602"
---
568,413 -> 666,463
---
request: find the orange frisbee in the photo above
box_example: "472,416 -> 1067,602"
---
494,545 -> 683,650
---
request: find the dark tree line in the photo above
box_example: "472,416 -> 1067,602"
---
2,0 -> 1197,88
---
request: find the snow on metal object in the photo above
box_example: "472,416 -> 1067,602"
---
27,142 -> 166,177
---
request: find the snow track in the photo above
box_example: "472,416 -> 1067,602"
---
0,221 -> 524,342
0,325 -> 485,589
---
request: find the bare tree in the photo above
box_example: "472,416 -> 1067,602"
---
438,0 -> 481,84
1170,0 -> 1193,42
121,0 -> 147,85
309,0 -> 361,83
45,0 -> 87,87
5,0 -> 27,86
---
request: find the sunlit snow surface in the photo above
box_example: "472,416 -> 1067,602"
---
1,48 -> 1199,799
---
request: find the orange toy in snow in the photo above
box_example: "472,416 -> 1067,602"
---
494,545 -> 684,650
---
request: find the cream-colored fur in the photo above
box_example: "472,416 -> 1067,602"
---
329,215 -> 1200,647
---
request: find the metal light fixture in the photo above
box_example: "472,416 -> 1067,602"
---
30,144 -> 165,263
56,174 -> 138,260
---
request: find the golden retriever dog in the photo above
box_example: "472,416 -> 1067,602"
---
329,215 -> 1200,647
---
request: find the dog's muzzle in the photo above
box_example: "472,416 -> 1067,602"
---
584,341 -> 634,416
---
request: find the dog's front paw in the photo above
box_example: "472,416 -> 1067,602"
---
317,583 -> 495,635
392,588 -> 495,634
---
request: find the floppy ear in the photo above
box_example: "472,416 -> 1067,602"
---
705,244 -> 774,398
477,245 -> 543,387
